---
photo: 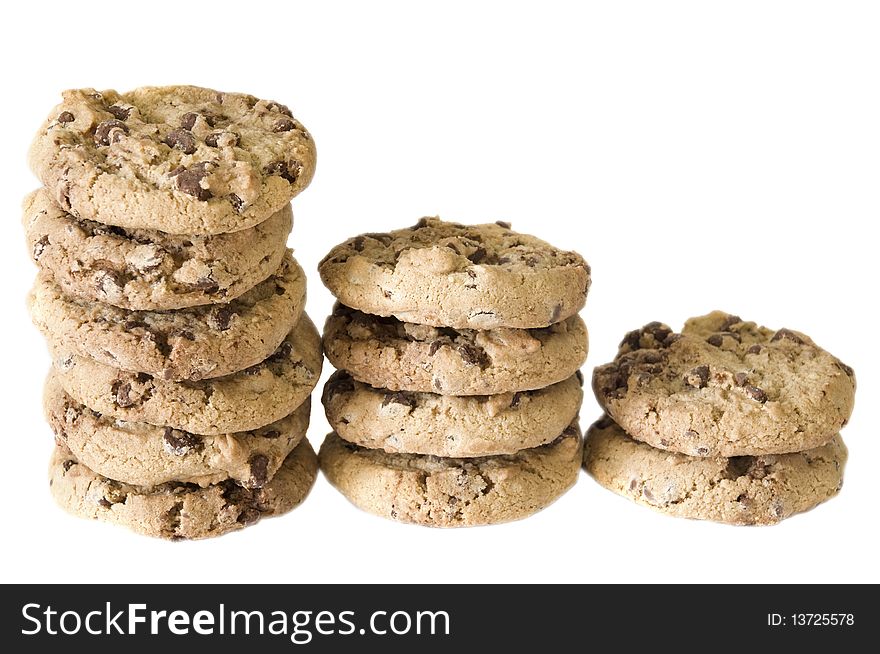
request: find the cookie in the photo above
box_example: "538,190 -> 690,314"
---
30,252 -> 306,381
50,314 -> 322,435
23,188 -> 292,310
323,305 -> 588,395
323,370 -> 584,457
29,86 -> 316,235
583,416 -> 846,526
319,217 -> 590,329
49,440 -> 317,540
320,424 -> 582,527
593,311 -> 855,456
45,372 -> 310,488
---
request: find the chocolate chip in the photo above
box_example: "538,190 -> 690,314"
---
237,508 -> 262,526
191,277 -> 220,294
274,117 -> 296,132
836,361 -> 855,378
719,314 -> 743,331
174,163 -> 212,200
467,247 -> 487,264
33,235 -> 49,260
162,428 -> 203,456
771,328 -> 805,345
684,365 -> 709,389
495,220 -> 511,229
266,341 -> 293,363
57,111 -> 75,124
209,306 -> 235,331
382,391 -> 417,410
264,160 -> 300,183
725,456 -> 754,479
747,344 -> 762,355
205,131 -> 239,148
743,384 -> 768,403
112,381 -> 135,407
180,112 -> 216,130
706,334 -> 724,347
180,112 -> 199,130
734,372 -> 749,387
457,343 -> 490,369
352,236 -> 366,251
107,105 -> 131,121
266,101 -> 293,116
248,454 -> 269,488
621,329 -> 642,351
510,393 -> 522,408
227,193 -> 244,213
62,459 -> 76,472
428,340 -> 445,356
164,128 -> 197,154
323,371 -> 356,402
94,119 -> 129,145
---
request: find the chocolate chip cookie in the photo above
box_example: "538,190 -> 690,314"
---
323,305 -> 588,395
30,252 -> 306,381
583,416 -> 847,526
23,188 -> 292,310
593,311 -> 855,456
45,372 -> 310,488
29,86 -> 316,234
319,217 -> 590,329
323,370 -> 584,457
320,424 -> 582,527
49,440 -> 317,540
50,314 -> 322,435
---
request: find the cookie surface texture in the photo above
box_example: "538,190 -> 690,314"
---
30,252 -> 306,381
50,314 -> 322,434
324,305 -> 588,395
592,311 -> 855,456
23,189 -> 293,310
319,217 -> 590,329
30,86 -> 316,234
583,416 -> 847,525
323,370 -> 584,457
319,424 -> 583,527
49,440 -> 317,540
45,372 -> 310,488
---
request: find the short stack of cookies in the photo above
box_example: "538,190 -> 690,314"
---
24,85 -> 322,539
317,218 -> 591,527
585,312 -> 856,525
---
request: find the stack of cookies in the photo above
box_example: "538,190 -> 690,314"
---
585,312 -> 856,525
317,218 -> 591,527
24,85 -> 322,539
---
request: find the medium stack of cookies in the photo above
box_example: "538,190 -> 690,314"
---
24,85 -> 322,539
317,218 -> 591,526
585,312 -> 856,525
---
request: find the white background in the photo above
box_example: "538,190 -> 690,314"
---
1,0 -> 877,584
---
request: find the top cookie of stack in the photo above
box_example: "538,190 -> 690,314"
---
317,218 -> 591,527
25,85 -> 321,539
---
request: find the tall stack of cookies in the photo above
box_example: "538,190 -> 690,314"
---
317,218 -> 591,527
24,85 -> 322,539
585,312 -> 856,525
